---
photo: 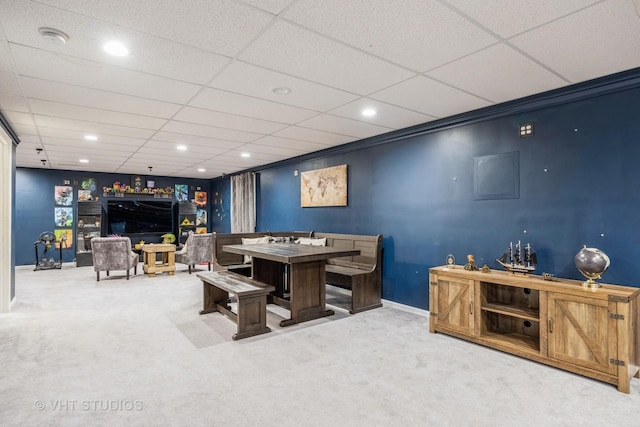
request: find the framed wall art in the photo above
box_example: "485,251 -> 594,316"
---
300,164 -> 348,207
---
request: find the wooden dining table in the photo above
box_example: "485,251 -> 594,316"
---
223,243 -> 360,326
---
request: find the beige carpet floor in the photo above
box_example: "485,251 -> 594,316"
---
1,263 -> 639,426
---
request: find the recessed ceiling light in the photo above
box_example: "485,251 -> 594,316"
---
271,87 -> 291,95
241,152 -> 250,158
177,145 -> 187,151
79,159 -> 89,163
84,134 -> 98,141
103,40 -> 129,57
38,27 -> 69,45
198,168 -> 205,173
362,108 -> 377,117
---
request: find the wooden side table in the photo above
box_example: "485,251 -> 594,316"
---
142,244 -> 176,276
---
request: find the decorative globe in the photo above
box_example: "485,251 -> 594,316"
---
574,245 -> 610,288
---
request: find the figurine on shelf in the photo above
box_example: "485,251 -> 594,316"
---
464,254 -> 479,271
481,264 -> 491,273
445,254 -> 456,269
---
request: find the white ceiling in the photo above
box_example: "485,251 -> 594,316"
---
1,0 -> 639,178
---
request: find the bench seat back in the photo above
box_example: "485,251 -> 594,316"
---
313,233 -> 382,270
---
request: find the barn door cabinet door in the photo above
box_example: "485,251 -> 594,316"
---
429,273 -> 475,336
547,293 -> 617,375
547,292 -> 639,393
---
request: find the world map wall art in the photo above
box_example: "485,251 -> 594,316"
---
300,164 -> 347,207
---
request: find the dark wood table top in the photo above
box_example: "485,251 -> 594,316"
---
223,243 -> 360,264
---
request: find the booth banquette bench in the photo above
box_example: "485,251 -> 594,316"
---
212,231 -> 383,314
314,233 -> 383,314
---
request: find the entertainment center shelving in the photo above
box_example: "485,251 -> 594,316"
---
75,200 -> 102,267
429,266 -> 640,393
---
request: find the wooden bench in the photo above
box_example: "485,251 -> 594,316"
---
212,231 -> 312,276
196,271 -> 275,340
313,233 -> 383,314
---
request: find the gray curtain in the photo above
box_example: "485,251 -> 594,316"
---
230,172 -> 256,233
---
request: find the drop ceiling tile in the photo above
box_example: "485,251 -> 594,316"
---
39,137 -> 140,153
427,43 -> 568,103
208,157 -> 266,170
152,132 -> 244,150
36,0 -> 273,56
239,0 -> 294,14
195,160 -> 244,175
14,134 -> 41,144
37,128 -> 147,147
11,123 -> 38,136
297,114 -> 392,139
0,37 -> 13,73
238,20 -> 415,94
273,126 -> 355,146
210,61 -> 359,111
446,0 -> 600,38
20,77 -> 182,118
510,1 -> 640,83
10,45 -> 202,104
190,88 -> 318,123
370,75 -> 491,118
135,147 -> 213,162
1,0 -> 231,85
329,98 -> 436,129
28,99 -> 167,130
162,120 -> 262,143
252,135 -> 332,153
47,154 -> 125,164
240,143 -> 306,157
3,111 -> 35,127
139,139 -> 228,156
15,141 -> 41,153
47,159 -> 111,170
118,164 -> 182,176
164,170 -> 209,179
283,0 -> 498,72
127,152 -> 199,163
33,116 -> 156,139
0,71 -> 22,96
174,107 -> 288,134
0,94 -> 30,113
225,151 -> 290,163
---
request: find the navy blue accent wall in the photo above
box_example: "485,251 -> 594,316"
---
250,85 -> 640,310
14,168 -> 211,266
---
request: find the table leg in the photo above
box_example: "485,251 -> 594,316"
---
281,260 -> 333,326
167,251 -> 175,276
253,258 -> 285,296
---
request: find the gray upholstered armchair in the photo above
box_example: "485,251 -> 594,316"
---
91,237 -> 139,281
175,233 -> 213,274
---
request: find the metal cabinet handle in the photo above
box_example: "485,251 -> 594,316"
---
548,317 -> 553,333
469,301 -> 473,315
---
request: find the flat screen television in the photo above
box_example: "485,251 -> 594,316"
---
107,200 -> 174,235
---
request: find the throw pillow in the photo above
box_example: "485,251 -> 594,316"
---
241,236 -> 270,263
297,237 -> 327,246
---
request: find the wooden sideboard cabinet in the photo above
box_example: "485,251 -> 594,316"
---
429,266 -> 640,393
